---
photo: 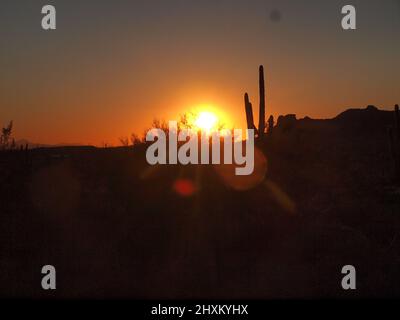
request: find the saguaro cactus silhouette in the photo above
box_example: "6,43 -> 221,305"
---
388,104 -> 400,181
244,65 -> 267,138
258,66 -> 266,137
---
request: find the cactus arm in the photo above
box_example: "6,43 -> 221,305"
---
244,93 -> 257,134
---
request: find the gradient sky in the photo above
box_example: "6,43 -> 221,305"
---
1,0 -> 399,145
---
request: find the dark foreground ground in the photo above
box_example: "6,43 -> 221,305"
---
1,106 -> 400,299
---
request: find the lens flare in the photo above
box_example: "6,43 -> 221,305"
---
173,179 -> 196,197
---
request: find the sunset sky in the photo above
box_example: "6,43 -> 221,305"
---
1,0 -> 400,145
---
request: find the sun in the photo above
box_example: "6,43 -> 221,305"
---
194,111 -> 218,133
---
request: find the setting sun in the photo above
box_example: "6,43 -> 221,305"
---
194,111 -> 218,133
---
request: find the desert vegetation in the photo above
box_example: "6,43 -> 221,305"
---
1,67 -> 400,299
0,121 -> 15,151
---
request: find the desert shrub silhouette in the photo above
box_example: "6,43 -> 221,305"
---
0,121 -> 14,151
